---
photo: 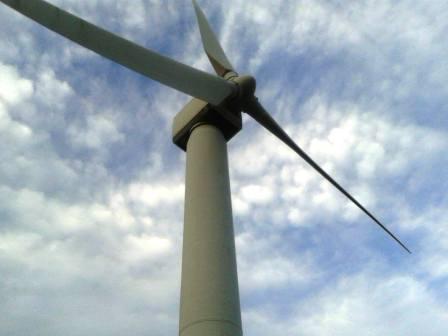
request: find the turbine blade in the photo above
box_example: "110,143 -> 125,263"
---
244,97 -> 411,254
0,0 -> 235,105
192,0 -> 235,76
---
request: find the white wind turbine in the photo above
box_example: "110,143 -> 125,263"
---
0,1 -> 411,335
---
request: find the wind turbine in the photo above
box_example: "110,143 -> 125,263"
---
0,1 -> 411,335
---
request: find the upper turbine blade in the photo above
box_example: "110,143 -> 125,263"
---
192,0 -> 235,76
244,97 -> 411,254
0,0 -> 235,105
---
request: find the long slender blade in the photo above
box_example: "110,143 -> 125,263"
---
244,97 -> 411,254
192,0 -> 235,76
0,0 -> 235,105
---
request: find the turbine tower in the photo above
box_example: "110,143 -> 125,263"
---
0,1 -> 411,335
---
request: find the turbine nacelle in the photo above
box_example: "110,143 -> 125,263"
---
172,75 -> 256,151
172,97 -> 242,151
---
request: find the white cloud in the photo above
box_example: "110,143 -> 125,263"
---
123,234 -> 172,263
0,63 -> 33,105
34,68 -> 73,107
127,181 -> 184,208
296,274 -> 448,336
236,232 -> 318,293
68,114 -> 125,149
0,102 -> 33,141
243,272 -> 448,336
240,184 -> 274,205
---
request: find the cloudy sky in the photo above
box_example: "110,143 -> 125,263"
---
1,0 -> 447,335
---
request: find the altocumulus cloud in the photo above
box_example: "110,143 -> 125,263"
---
1,1 -> 448,336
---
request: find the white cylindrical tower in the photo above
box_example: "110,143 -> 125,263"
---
179,123 -> 242,336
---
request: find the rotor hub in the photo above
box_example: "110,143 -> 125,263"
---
230,75 -> 256,102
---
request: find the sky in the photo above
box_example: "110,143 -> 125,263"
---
0,0 -> 447,335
